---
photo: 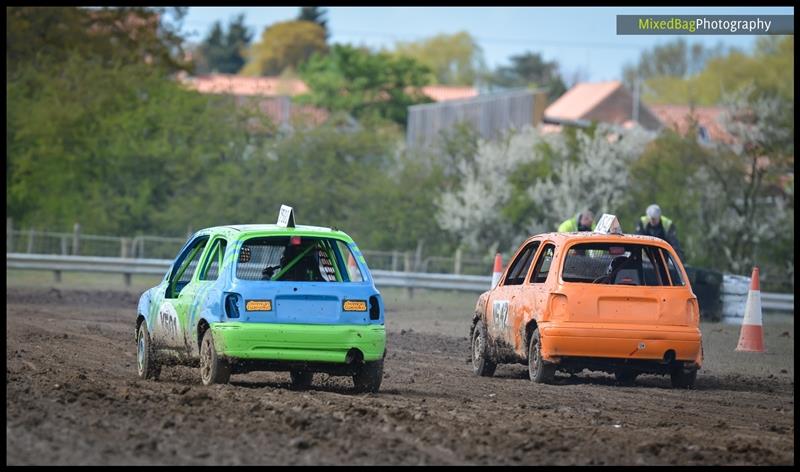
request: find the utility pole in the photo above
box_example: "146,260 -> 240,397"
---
632,77 -> 640,124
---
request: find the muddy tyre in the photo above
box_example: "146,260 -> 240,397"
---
528,328 -> 555,384
353,358 -> 383,393
670,365 -> 697,389
136,322 -> 160,380
471,320 -> 496,377
200,329 -> 231,385
615,370 -> 638,385
290,370 -> 314,390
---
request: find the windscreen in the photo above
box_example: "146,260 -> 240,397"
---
561,243 -> 682,286
236,236 -> 364,282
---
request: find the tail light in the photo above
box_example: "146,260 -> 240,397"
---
686,299 -> 699,325
225,293 -> 241,319
549,294 -> 569,320
369,295 -> 381,320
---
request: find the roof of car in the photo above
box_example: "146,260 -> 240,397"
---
224,224 -> 334,233
192,224 -> 354,241
531,231 -> 670,245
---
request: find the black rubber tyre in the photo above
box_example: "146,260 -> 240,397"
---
136,322 -> 160,380
200,329 -> 231,385
528,328 -> 555,384
471,320 -> 496,377
615,370 -> 638,386
290,370 -> 314,390
353,358 -> 384,393
670,365 -> 697,389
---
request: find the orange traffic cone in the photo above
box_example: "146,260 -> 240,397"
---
736,267 -> 765,352
491,253 -> 503,289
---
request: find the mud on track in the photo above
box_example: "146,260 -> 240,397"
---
6,287 -> 795,465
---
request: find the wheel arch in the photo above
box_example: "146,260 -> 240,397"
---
135,314 -> 147,341
523,318 -> 540,359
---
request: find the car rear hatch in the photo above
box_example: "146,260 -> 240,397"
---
226,234 -> 382,325
556,241 -> 697,327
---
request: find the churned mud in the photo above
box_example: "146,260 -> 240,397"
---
6,287 -> 794,465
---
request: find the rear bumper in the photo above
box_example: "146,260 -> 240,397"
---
210,322 -> 386,363
539,322 -> 702,367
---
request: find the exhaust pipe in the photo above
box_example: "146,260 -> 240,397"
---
345,348 -> 364,365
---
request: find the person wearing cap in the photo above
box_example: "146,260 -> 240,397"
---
558,210 -> 596,232
636,204 -> 684,260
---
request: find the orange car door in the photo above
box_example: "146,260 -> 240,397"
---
510,242 -> 553,354
528,242 -> 557,318
489,241 -> 540,345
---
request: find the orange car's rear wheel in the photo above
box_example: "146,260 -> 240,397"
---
528,328 -> 555,384
615,370 -> 638,385
670,365 -> 697,389
471,320 -> 496,377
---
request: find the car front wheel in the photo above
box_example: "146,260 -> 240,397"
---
200,329 -> 231,385
528,328 -> 555,384
137,322 -> 160,380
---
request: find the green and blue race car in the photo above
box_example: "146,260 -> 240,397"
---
135,208 -> 386,392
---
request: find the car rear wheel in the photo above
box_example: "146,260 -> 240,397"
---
471,320 -> 496,377
353,358 -> 383,393
136,323 -> 160,380
200,329 -> 231,385
615,370 -> 638,386
290,370 -> 314,390
670,365 -> 697,389
528,328 -> 555,384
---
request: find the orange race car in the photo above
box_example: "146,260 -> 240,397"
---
469,215 -> 702,388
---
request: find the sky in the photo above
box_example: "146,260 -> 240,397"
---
178,6 -> 794,83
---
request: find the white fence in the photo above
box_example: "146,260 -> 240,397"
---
7,253 -> 792,316
6,224 -> 492,276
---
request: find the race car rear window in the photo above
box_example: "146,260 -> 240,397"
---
236,236 -> 364,282
561,243 -> 679,286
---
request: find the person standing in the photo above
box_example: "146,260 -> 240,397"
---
557,210 -> 595,232
636,204 -> 684,260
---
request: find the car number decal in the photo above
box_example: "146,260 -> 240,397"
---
156,301 -> 182,345
493,300 -> 509,329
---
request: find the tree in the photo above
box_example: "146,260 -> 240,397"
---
622,38 -> 725,90
393,31 -> 486,86
640,36 -> 794,106
241,20 -> 327,76
195,14 -> 252,74
622,127 -> 710,260
297,44 -> 433,126
689,86 -> 793,285
297,6 -> 328,39
6,6 -> 189,76
487,52 -> 567,103
7,7 -> 254,235
7,56 -> 252,235
436,124 -> 656,254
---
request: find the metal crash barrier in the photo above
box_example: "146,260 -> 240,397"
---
6,253 -> 793,315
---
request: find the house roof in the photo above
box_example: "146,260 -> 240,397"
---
181,73 -> 477,102
648,104 -> 733,144
420,85 -> 478,102
183,74 -> 310,97
544,81 -> 623,121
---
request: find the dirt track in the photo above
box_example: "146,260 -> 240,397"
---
6,286 -> 795,465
